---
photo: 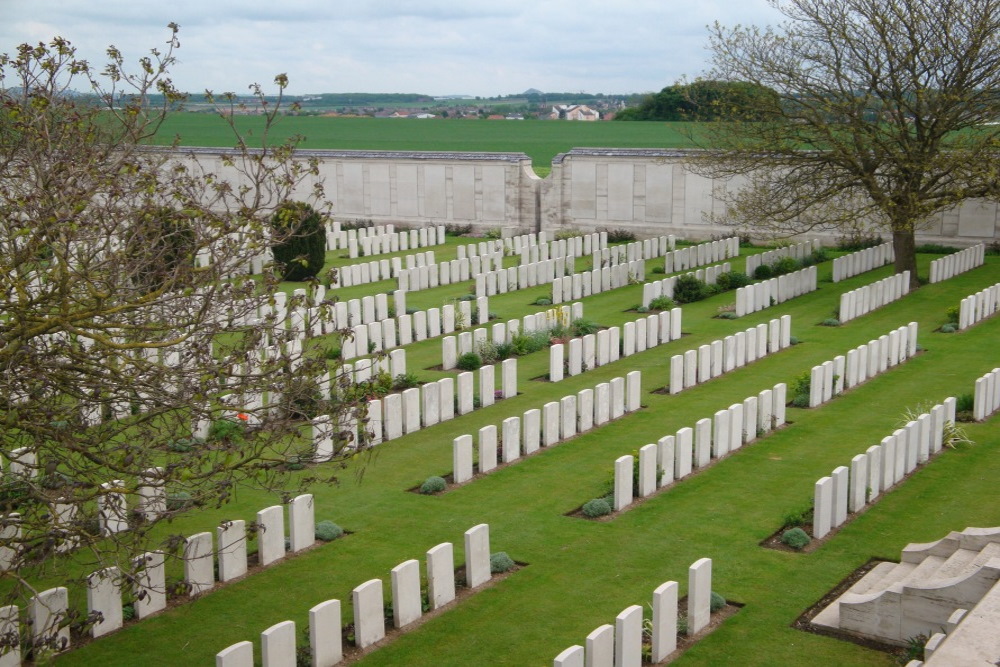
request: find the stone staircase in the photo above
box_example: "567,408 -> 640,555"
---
812,527 -> 1000,646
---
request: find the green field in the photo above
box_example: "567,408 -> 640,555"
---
154,114 -> 698,174
44,239 -> 1000,666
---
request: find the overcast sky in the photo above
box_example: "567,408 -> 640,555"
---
1,1 -> 785,97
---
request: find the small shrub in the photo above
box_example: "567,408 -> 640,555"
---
772,256 -> 801,275
419,476 -> 447,494
835,231 -> 882,251
945,306 -> 960,324
955,393 -> 974,413
791,393 -> 811,408
603,228 -> 636,243
710,591 -> 726,612
715,271 -> 751,291
392,373 -> 420,390
554,230 -> 582,240
801,248 -> 830,266
489,551 -> 516,574
820,318 -> 841,327
484,227 -> 502,239
571,318 -> 600,336
790,371 -> 811,397
636,306 -> 649,313
208,419 -> 245,444
716,311 -> 738,320
166,491 -> 194,512
648,296 -> 675,311
315,520 -> 344,541
940,323 -> 957,333
582,498 -> 612,518
673,274 -> 710,304
651,266 -> 665,274
122,603 -> 136,621
533,297 -> 553,306
783,502 -> 813,528
456,352 -> 483,371
676,613 -> 689,636
324,345 -> 342,360
789,336 -> 800,345
780,527 -> 811,550
166,437 -> 200,453
284,455 -> 306,471
914,243 -> 959,254
753,264 -> 774,280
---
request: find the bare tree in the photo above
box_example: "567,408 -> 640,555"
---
0,25 -> 366,636
693,0 -> 1000,286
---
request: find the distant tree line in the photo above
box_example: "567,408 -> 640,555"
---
615,80 -> 778,121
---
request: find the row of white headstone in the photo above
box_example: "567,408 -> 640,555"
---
328,249 -> 435,289
519,231 -> 619,264
744,240 -> 821,276
451,372 -> 643,484
838,271 -> 911,323
735,266 -> 817,317
322,358 -> 518,448
813,399 -> 956,539
476,255 -> 577,298
328,224 -> 445,259
215,524 -> 495,666
550,260 -> 647,304
928,244 -> 985,283
973,368 -> 1000,421
341,295 -> 488,360
807,323 -> 918,408
590,234 -> 680,268
443,304 -> 583,369
458,229 -> 578,260
398,250 -> 504,292
641,263 -> 733,308
552,557 -> 716,667
831,242 -> 894,282
957,281 -> 1000,330
612,382 -> 788,512
549,308 -> 682,382
14,493 -> 322,660
663,237 -> 740,274
669,316 -> 792,394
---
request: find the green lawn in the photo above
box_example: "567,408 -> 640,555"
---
153,114 -> 699,172
48,245 -> 1000,666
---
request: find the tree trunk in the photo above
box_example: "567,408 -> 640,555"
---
892,229 -> 920,290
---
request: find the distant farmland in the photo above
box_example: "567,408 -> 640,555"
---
153,113 -> 698,174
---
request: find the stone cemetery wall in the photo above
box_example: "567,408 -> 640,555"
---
806,323 -> 918,408
669,316 -> 792,394
831,242 -> 894,282
610,382 -> 787,512
929,244 -> 986,283
450,373 -> 642,484
812,398 -> 956,539
744,241 -> 820,277
214,523 -> 497,665
973,368 -> 1000,421
734,266 -> 817,317
957,282 -> 1000,330
552,557 -> 715,666
837,271 -> 911,323
549,308 -> 682,382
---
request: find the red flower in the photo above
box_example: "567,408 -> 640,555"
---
236,413 -> 249,422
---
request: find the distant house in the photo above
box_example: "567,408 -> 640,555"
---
549,104 -> 600,121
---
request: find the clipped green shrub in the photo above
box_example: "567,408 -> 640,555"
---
166,437 -> 199,453
315,520 -> 344,541
571,318 -> 600,336
820,318 -> 841,327
270,201 -> 325,281
533,297 -> 553,306
582,498 -> 612,518
956,393 -> 974,413
673,274 -> 710,304
789,336 -> 800,345
915,243 -> 959,254
604,228 -> 636,243
636,306 -> 649,313
945,306 -> 960,323
456,352 -> 483,371
648,296 -> 675,311
489,551 -> 516,574
772,256 -> 801,275
791,393 -> 811,408
716,311 -> 738,320
324,345 -> 342,360
710,591 -> 726,612
651,266 -> 665,274
419,476 -> 447,494
208,419 -> 245,444
284,455 -> 305,471
715,271 -> 752,291
940,323 -> 957,333
753,263 -> 773,279
780,527 -> 811,550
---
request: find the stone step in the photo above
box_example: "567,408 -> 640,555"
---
849,561 -> 903,596
897,555 -> 946,588
863,561 -> 916,594
931,548 -> 980,581
966,542 -> 1000,572
925,578 -> 1000,665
